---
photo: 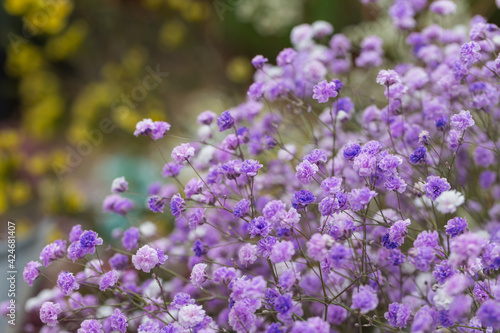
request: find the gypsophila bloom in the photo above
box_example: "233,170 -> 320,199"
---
110,309 -> 128,333
233,199 -> 250,218
109,253 -> 128,270
40,239 -> 67,267
171,143 -> 195,164
249,216 -> 271,238
270,240 -> 295,263
170,193 -> 186,218
217,111 -> 235,132
343,142 -> 361,160
147,195 -> 166,213
132,245 -> 164,273
435,190 -> 465,214
382,219 -> 411,249
39,302 -> 62,327
460,42 -> 481,66
134,119 -> 170,140
239,243 -> 258,267
295,159 -> 318,185
451,110 -> 475,131
122,226 -> 140,251
274,293 -> 293,316
312,80 -> 338,103
178,304 -> 206,328
376,69 -> 401,86
424,176 -> 451,201
103,194 -> 132,215
445,217 -> 468,238
78,319 -> 103,333
321,177 -> 343,195
111,176 -> 128,193
190,263 -> 208,288
409,146 -> 427,164
69,224 -> 83,242
197,110 -> 217,125
348,187 -> 377,211
430,0 -> 457,15
57,271 -> 80,295
240,159 -> 263,177
477,300 -> 500,329
99,270 -> 118,291
277,48 -> 297,67
79,230 -> 103,255
385,302 -> 411,328
23,261 -> 42,286
162,162 -> 183,178
291,190 -> 316,210
352,285 -> 378,314
251,55 -> 268,69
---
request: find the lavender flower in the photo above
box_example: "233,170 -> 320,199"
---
352,285 -> 378,314
39,240 -> 67,267
39,302 -> 62,327
424,176 -> 451,201
450,110 -> 475,131
77,319 -> 103,333
23,261 -> 42,286
291,190 -> 315,210
170,193 -> 186,218
171,143 -> 195,164
384,302 -> 411,328
382,219 -> 411,249
190,263 -> 208,288
460,42 -> 481,66
240,159 -> 263,177
445,217 -> 468,238
409,146 -> 427,164
295,159 -> 318,185
217,111 -> 235,132
99,270 -> 118,291
312,80 -> 338,103
147,195 -> 167,213
110,308 -> 128,333
57,271 -> 80,295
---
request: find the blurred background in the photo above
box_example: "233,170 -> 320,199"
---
0,0 -> 499,331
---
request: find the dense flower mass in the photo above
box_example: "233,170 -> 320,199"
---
17,2 -> 500,332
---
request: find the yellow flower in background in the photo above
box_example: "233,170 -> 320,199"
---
19,70 -> 60,106
6,43 -> 44,77
63,183 -> 85,213
10,181 -> 32,206
181,1 -> 210,22
226,56 -> 252,83
3,0 -> 35,16
24,0 -> 74,35
159,20 -> 186,49
142,0 -> 163,9
23,95 -> 64,139
0,129 -> 21,151
45,20 -> 88,60
26,154 -> 50,176
0,183 -> 7,214
121,47 -> 148,77
166,0 -> 185,10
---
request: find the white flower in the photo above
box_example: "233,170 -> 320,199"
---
111,176 -> 128,193
139,221 -> 157,237
435,190 -> 464,214
178,304 -> 206,328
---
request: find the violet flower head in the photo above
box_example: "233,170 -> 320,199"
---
450,110 -> 475,131
424,175 -> 451,201
57,271 -> 80,295
217,111 -> 235,132
69,224 -> 83,243
430,0 -> 457,15
134,119 -> 170,140
240,159 -> 263,177
291,190 -> 316,210
170,193 -> 186,218
376,69 -> 401,86
110,309 -> 128,333
132,245 -> 164,273
385,302 -> 411,328
248,82 -> 265,100
411,306 -> 436,332
197,110 -> 217,125
39,239 -> 67,267
343,142 -> 361,160
102,194 -> 132,215
274,293 -> 293,317
321,177 -> 343,195
23,262 -> 41,289
109,253 -> 129,270
312,80 -> 338,103
233,199 -> 251,218
251,55 -> 268,69
269,240 -> 295,263
445,217 -> 468,238
178,304 -> 206,329
460,41 -> 481,66
171,143 -> 195,164
39,301 -> 62,327
304,148 -> 327,165
277,48 -> 297,67
348,187 -> 377,211
378,153 -> 402,173
99,270 -> 118,291
249,216 -> 271,238
409,146 -> 427,164
122,226 -> 140,251
382,219 -> 411,249
190,263 -> 208,288
352,285 -> 378,314
77,319 -> 103,333
79,230 -> 103,255
162,162 -> 183,178
111,176 -> 128,193
477,300 -> 500,329
295,159 -> 318,185
147,195 -> 166,213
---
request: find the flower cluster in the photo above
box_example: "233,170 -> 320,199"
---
15,1 -> 500,332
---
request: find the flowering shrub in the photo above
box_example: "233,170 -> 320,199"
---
17,0 -> 500,332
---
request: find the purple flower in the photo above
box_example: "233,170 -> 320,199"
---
39,239 -> 67,267
213,267 -> 237,285
430,0 -> 456,15
450,110 -> 475,131
376,69 -> 401,86
352,285 -> 378,314
57,271 -> 80,295
295,159 -> 318,185
329,243 -> 349,268
460,41 -> 481,66
312,80 -> 338,103
343,143 -> 362,160
304,149 -> 327,165
424,175 -> 451,200
353,152 -> 377,176
257,236 -> 277,258
321,177 -> 343,195
233,199 -> 250,218
103,194 -> 132,215
151,121 -> 171,140
274,293 -> 293,316
389,249 -> 406,266
69,224 -> 83,242
382,219 -> 411,249
238,243 -> 257,267
197,110 -> 217,125
23,261 -> 42,286
109,253 -> 129,270
249,216 -> 271,238
445,217 -> 468,238
170,193 -> 186,218
79,230 -> 103,255
433,260 -> 454,284
217,111 -> 235,132
477,301 -> 500,329
409,146 -> 427,164
172,292 -> 195,309
348,187 -> 377,211
122,227 -> 140,251
133,118 -> 154,137
291,190 -> 316,210
251,55 -> 268,69
99,270 -> 118,291
378,154 -> 402,173
110,309 -> 128,333
132,245 -> 167,273
134,119 -> 170,140
248,81 -> 265,100
171,143 -> 195,164
39,302 -> 62,327
385,302 -> 411,328
240,159 -> 263,177
190,263 -> 208,288
192,239 -> 208,257
77,319 -> 103,333
111,176 -> 128,193
411,306 -> 436,332
178,304 -> 206,328
270,240 -> 295,263
147,195 -> 167,213
276,48 -> 297,67
162,162 -> 183,178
